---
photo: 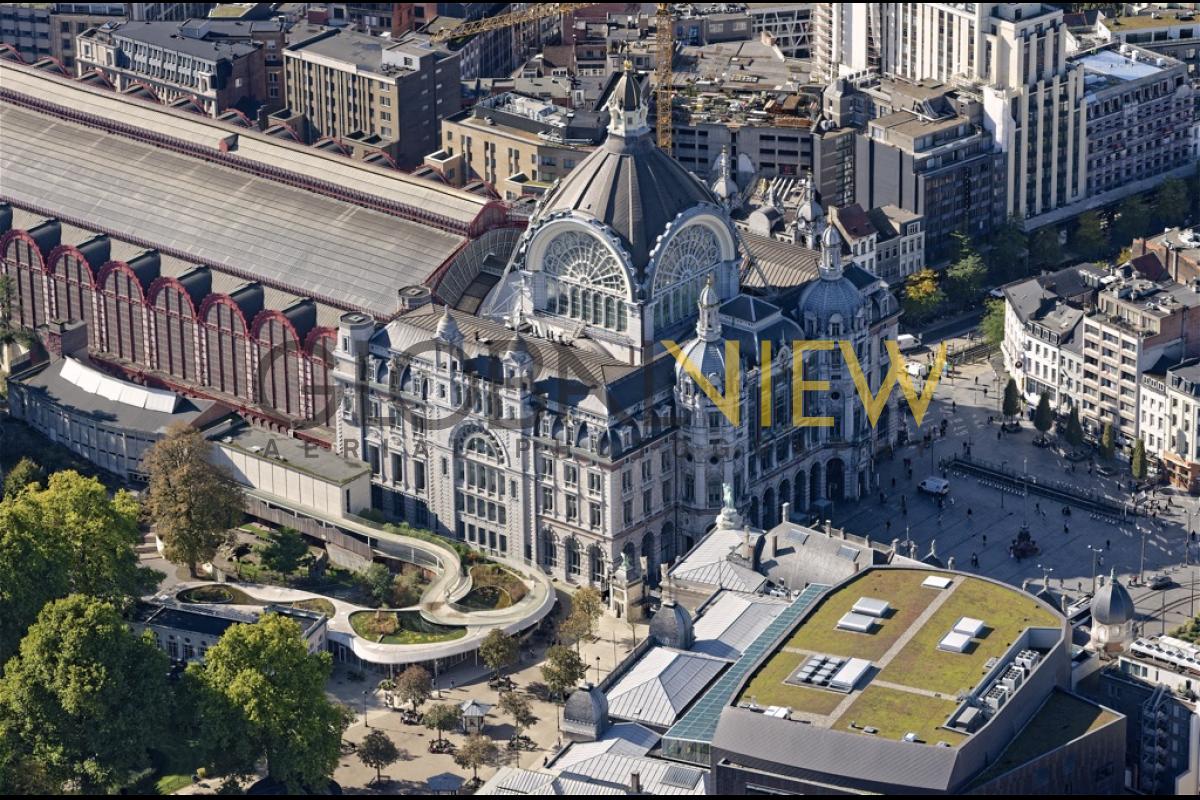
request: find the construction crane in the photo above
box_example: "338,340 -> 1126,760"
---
429,3 -> 676,152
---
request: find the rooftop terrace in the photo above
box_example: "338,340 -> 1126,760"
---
735,568 -> 1061,747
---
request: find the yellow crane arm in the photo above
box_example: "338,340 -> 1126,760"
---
655,3 -> 674,151
429,3 -> 597,44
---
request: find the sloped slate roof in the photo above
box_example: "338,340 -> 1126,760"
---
606,648 -> 726,728
541,129 -> 717,276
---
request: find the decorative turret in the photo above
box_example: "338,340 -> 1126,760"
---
434,305 -> 463,347
819,223 -> 844,280
697,275 -> 721,343
1089,568 -> 1135,655
606,61 -> 649,140
710,145 -> 739,208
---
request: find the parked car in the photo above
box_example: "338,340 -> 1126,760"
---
1095,465 -> 1115,477
918,477 -> 951,496
1149,574 -> 1171,590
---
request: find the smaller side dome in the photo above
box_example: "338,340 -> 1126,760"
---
562,683 -> 609,742
435,306 -> 463,345
821,223 -> 842,249
650,600 -> 694,649
1092,569 -> 1134,626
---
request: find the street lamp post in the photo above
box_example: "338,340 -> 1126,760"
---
362,689 -> 370,729
1139,525 -> 1148,585
1087,544 -> 1103,596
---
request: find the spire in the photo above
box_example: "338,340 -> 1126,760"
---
696,275 -> 721,342
606,61 -> 649,139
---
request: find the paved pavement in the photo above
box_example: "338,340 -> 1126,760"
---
329,591 -> 649,794
828,358 -> 1200,633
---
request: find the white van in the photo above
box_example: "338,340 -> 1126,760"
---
897,334 -> 920,352
906,361 -> 928,379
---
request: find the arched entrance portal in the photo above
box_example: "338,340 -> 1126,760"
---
826,458 -> 846,502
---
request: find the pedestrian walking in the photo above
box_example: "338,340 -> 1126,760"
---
982,534 -> 987,547
1063,523 -> 1069,535
1106,538 -> 1110,550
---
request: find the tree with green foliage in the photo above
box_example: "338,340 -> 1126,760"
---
454,734 -> 500,783
902,268 -> 945,321
1064,406 -> 1085,449
980,299 -> 1006,347
1152,177 -> 1189,230
1071,211 -> 1108,261
422,703 -> 462,747
358,729 -> 402,785
0,275 -> 33,355
363,563 -> 393,607
191,613 -> 348,792
946,249 -> 988,306
1002,378 -> 1021,425
498,691 -> 535,739
1,457 -> 43,500
260,527 -> 308,575
1131,438 -> 1147,482
1029,226 -> 1063,272
560,587 -> 604,652
1034,393 -> 1053,443
541,645 -> 587,702
394,665 -> 432,713
984,218 -> 1029,282
1100,422 -> 1116,461
0,595 -> 170,793
0,470 -> 155,664
479,629 -> 518,680
143,424 -> 244,576
1113,194 -> 1152,249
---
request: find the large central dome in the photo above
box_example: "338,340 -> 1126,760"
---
539,69 -> 717,276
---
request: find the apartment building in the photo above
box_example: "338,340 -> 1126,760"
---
855,105 -> 1006,264
1078,45 -> 1196,204
282,26 -> 460,168
1141,358 -> 1200,493
829,203 -> 878,274
1078,275 -> 1200,447
1001,263 -> 1108,412
75,18 -> 267,116
428,92 -> 603,197
48,4 -> 126,67
1134,226 -> 1200,286
868,204 -> 925,282
814,3 -> 1088,225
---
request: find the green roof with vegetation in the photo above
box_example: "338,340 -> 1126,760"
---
734,568 -> 1064,747
837,685 -> 967,745
878,576 -> 1059,695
